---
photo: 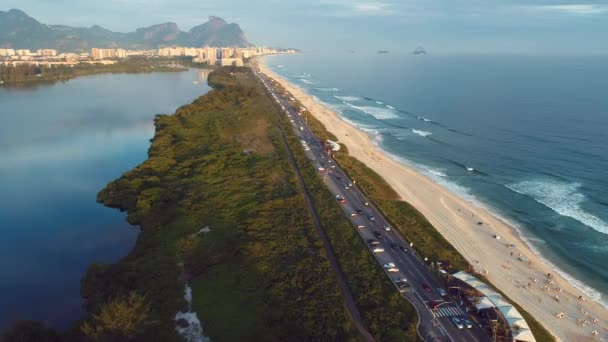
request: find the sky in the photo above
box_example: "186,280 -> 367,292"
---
3,0 -> 608,54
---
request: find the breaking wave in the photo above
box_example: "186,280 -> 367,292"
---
507,180 -> 608,235
417,116 -> 433,123
315,87 -> 339,92
344,103 -> 399,120
334,95 -> 362,102
412,129 -> 432,137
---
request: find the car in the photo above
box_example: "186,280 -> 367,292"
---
364,202 -> 369,206
428,300 -> 438,309
437,288 -> 447,297
367,240 -> 380,246
335,195 -> 344,200
372,247 -> 384,253
421,283 -> 432,292
348,182 -> 352,186
451,317 -> 464,329
400,246 -> 409,253
350,213 -> 357,217
356,209 -> 364,214
383,225 -> 391,231
336,176 -> 342,180
396,281 -> 410,292
340,199 -> 347,204
304,147 -> 310,151
374,231 -> 382,239
345,186 -> 349,190
463,317 -> 474,329
356,225 -> 366,229
368,215 -> 376,221
383,263 -> 399,272
390,243 -> 398,250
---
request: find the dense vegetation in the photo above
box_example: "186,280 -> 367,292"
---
78,66 -> 365,341
0,59 -> 185,85
289,88 -> 555,342
277,105 -> 419,340
3,66 -> 423,342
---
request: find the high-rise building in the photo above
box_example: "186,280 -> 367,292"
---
91,48 -> 127,59
36,49 -> 57,56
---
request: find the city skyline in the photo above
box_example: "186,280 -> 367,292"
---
2,1 -> 608,54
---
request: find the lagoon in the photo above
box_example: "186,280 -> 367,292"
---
0,69 -> 211,331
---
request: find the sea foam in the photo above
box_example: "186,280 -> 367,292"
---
316,87 -> 339,92
507,180 -> 608,235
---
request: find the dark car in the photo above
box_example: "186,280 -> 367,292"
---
374,231 -> 382,239
428,300 -> 438,309
396,280 -> 410,292
462,317 -> 473,329
390,243 -> 398,250
367,239 -> 380,246
368,215 -> 376,221
356,209 -> 364,214
421,283 -> 432,292
400,246 -> 409,253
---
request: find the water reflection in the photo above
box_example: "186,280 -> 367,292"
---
0,69 -> 211,331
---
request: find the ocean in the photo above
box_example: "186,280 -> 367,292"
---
264,52 -> 608,307
0,69 -> 211,331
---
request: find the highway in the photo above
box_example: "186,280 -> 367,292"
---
254,69 -> 490,342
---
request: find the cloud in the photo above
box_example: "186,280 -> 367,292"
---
529,4 -> 608,15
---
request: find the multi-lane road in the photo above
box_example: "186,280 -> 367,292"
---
255,69 -> 490,342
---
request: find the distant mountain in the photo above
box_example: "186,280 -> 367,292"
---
0,9 -> 251,51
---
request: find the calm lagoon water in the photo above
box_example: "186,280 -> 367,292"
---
0,69 -> 211,331
266,52 -> 608,307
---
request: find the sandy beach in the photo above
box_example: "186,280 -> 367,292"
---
258,59 -> 608,341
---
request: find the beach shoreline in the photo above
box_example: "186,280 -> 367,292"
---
257,57 -> 608,341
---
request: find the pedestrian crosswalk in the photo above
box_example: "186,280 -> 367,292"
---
434,306 -> 463,317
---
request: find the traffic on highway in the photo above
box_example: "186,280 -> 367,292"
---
255,69 -> 490,342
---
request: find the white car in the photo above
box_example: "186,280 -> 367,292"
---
383,225 -> 391,231
372,247 -> 384,253
452,317 -> 464,329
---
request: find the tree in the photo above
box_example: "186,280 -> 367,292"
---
81,292 -> 156,341
2,321 -> 62,342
